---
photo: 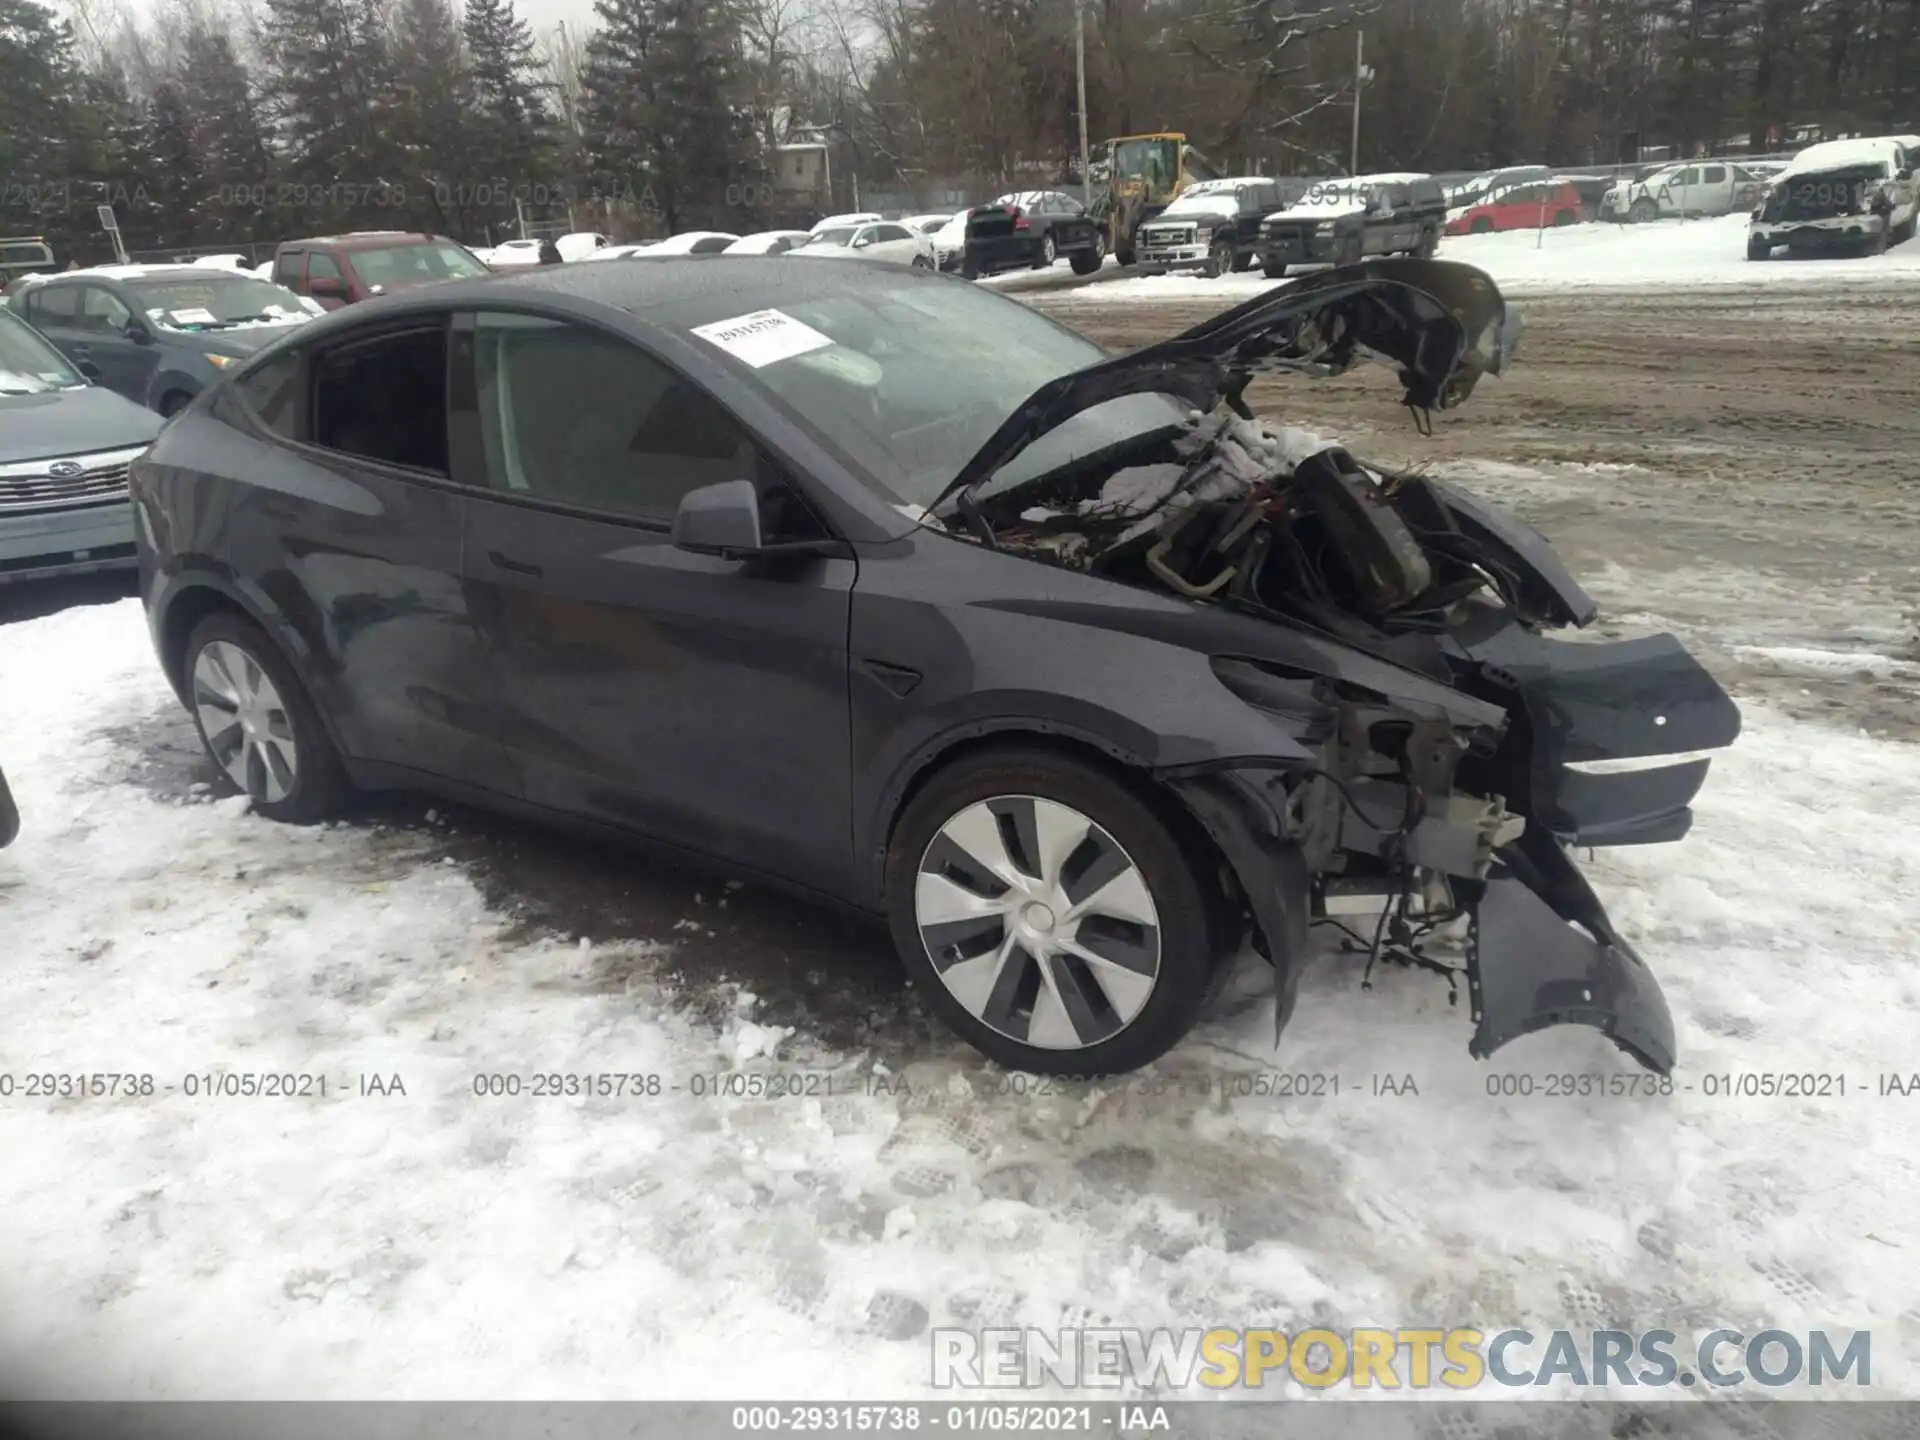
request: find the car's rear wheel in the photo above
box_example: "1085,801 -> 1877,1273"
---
1747,238 -> 1772,261
911,253 -> 934,270
885,748 -> 1228,1075
1262,259 -> 1288,278
184,612 -> 348,823
158,390 -> 194,418
1202,236 -> 1234,278
1069,232 -> 1105,275
1629,199 -> 1658,224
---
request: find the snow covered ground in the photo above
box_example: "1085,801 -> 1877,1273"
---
1016,214 -> 1920,304
3,579 -> 1919,1400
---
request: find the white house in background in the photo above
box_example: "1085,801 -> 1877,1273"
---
775,142 -> 831,206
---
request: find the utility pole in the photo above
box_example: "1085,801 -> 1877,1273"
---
1074,0 -> 1092,207
1349,30 -> 1364,176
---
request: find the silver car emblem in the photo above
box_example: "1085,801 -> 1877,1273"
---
47,461 -> 85,478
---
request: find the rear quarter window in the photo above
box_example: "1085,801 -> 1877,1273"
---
231,351 -> 303,439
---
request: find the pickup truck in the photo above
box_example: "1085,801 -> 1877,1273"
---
1131,177 -> 1286,276
1748,137 -> 1919,258
1255,174 -> 1445,277
1598,161 -> 1769,222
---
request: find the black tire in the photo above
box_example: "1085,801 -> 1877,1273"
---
1469,216 -> 1494,235
1747,238 -> 1771,261
1033,233 -> 1056,269
1069,247 -> 1102,275
961,253 -> 980,279
1262,259 -> 1289,279
182,611 -> 349,824
1203,236 -> 1234,278
1231,246 -> 1257,272
911,254 -> 933,270
0,763 -> 19,849
158,389 -> 194,418
1417,228 -> 1440,257
1629,199 -> 1658,224
884,746 -> 1231,1076
1553,210 -> 1576,227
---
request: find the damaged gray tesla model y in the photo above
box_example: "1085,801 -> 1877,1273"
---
133,254 -> 1739,1077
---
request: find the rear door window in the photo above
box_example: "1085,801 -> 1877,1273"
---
26,284 -> 79,326
310,324 -> 449,474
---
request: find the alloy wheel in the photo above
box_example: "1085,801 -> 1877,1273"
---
913,795 -> 1161,1050
192,639 -> 299,803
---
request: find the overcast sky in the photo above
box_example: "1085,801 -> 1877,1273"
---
83,0 -> 606,54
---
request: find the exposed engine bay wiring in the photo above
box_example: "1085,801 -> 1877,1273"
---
967,410 -> 1534,642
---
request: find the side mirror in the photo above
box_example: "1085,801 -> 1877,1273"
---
672,479 -> 765,558
77,359 -> 102,381
125,320 -> 154,345
853,235 -> 872,248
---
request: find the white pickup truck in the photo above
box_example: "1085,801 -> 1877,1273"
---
1598,161 -> 1768,222
1748,137 -> 1919,259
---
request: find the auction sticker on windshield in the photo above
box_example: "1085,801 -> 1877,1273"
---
690,309 -> 834,368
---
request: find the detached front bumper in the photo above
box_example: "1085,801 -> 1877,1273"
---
1166,624 -> 1738,1075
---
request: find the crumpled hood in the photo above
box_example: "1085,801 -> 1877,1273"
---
934,257 -> 1520,512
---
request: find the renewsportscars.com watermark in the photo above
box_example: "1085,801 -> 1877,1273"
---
931,1327 -> 1873,1392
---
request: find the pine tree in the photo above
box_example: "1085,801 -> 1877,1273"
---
144,82 -> 203,249
0,0 -> 85,254
648,0 -> 755,230
579,0 -> 658,218
260,0 -> 403,233
581,0 -> 753,232
462,0 -> 555,232
176,23 -> 279,249
392,0 -> 472,231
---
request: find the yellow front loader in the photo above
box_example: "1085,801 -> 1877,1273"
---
1089,133 -> 1222,266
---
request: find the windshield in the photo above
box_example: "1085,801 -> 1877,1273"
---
129,275 -> 315,328
351,242 -> 488,288
1111,139 -> 1180,190
0,308 -> 85,392
677,278 -> 1184,508
1162,190 -> 1239,217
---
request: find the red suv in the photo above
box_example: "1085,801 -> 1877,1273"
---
269,232 -> 490,309
1446,180 -> 1588,235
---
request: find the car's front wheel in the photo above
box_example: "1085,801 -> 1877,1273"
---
1034,233 -> 1057,269
885,748 -> 1228,1075
183,612 -> 348,823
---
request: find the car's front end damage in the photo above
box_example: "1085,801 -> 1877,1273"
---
928,259 -> 1740,1072
1749,164 -> 1900,257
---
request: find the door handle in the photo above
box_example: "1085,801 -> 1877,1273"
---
488,550 -> 543,577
